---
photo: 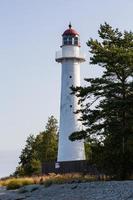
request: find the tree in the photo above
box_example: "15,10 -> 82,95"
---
35,115 -> 58,162
15,116 -> 58,176
70,23 -> 133,179
18,135 -> 41,176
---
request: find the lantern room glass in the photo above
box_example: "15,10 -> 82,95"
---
63,36 -> 79,46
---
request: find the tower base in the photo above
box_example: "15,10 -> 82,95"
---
42,160 -> 98,174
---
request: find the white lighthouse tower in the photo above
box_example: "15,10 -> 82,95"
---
56,24 -> 86,162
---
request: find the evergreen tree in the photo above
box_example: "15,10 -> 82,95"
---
15,116 -> 58,176
35,115 -> 58,162
18,135 -> 41,176
70,23 -> 133,179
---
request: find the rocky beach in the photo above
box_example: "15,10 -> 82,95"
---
0,181 -> 133,200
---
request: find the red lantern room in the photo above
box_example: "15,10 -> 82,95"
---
62,23 -> 80,46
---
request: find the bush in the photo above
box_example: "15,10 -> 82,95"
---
6,178 -> 34,190
7,180 -> 23,190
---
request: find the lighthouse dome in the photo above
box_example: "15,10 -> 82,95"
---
63,24 -> 79,36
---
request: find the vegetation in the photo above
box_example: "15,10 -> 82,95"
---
14,115 -> 91,177
9,23 -> 133,181
43,173 -> 101,187
14,115 -> 58,176
70,23 -> 133,179
0,174 -> 108,190
0,177 -> 35,190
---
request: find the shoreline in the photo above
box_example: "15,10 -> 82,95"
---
0,181 -> 133,200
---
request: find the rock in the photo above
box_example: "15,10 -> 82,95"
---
70,179 -> 81,184
71,185 -> 78,189
18,184 -> 40,194
1,181 -> 133,200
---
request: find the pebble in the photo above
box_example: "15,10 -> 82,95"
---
0,181 -> 133,200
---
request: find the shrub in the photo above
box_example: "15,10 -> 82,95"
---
6,178 -> 34,190
7,180 -> 23,190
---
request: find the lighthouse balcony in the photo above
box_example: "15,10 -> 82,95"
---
55,50 -> 85,62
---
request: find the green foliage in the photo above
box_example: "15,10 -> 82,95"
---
84,141 -> 92,160
6,178 -> 34,190
17,135 -> 41,176
7,180 -> 22,190
15,116 -> 58,176
35,116 -> 58,162
70,23 -> 133,179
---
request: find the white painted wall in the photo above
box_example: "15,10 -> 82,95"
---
57,45 -> 86,161
62,46 -> 79,57
56,45 -> 85,61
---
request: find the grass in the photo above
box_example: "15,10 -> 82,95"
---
43,173 -> 100,187
0,177 -> 37,190
0,173 -> 110,190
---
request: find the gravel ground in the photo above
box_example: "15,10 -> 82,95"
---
0,181 -> 133,200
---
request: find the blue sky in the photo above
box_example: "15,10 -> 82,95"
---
0,0 -> 133,176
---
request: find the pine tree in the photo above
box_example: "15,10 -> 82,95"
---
18,135 -> 41,176
15,116 -> 58,176
70,23 -> 133,179
35,115 -> 58,162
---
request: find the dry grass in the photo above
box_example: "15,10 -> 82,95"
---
0,173 -> 109,190
0,177 -> 40,190
43,173 -> 99,187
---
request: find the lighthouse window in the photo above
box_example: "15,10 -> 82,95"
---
68,37 -> 72,45
63,37 -> 67,45
70,105 -> 72,108
74,37 -> 78,45
69,76 -> 72,78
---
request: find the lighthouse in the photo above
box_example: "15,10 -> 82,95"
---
56,24 -> 86,162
